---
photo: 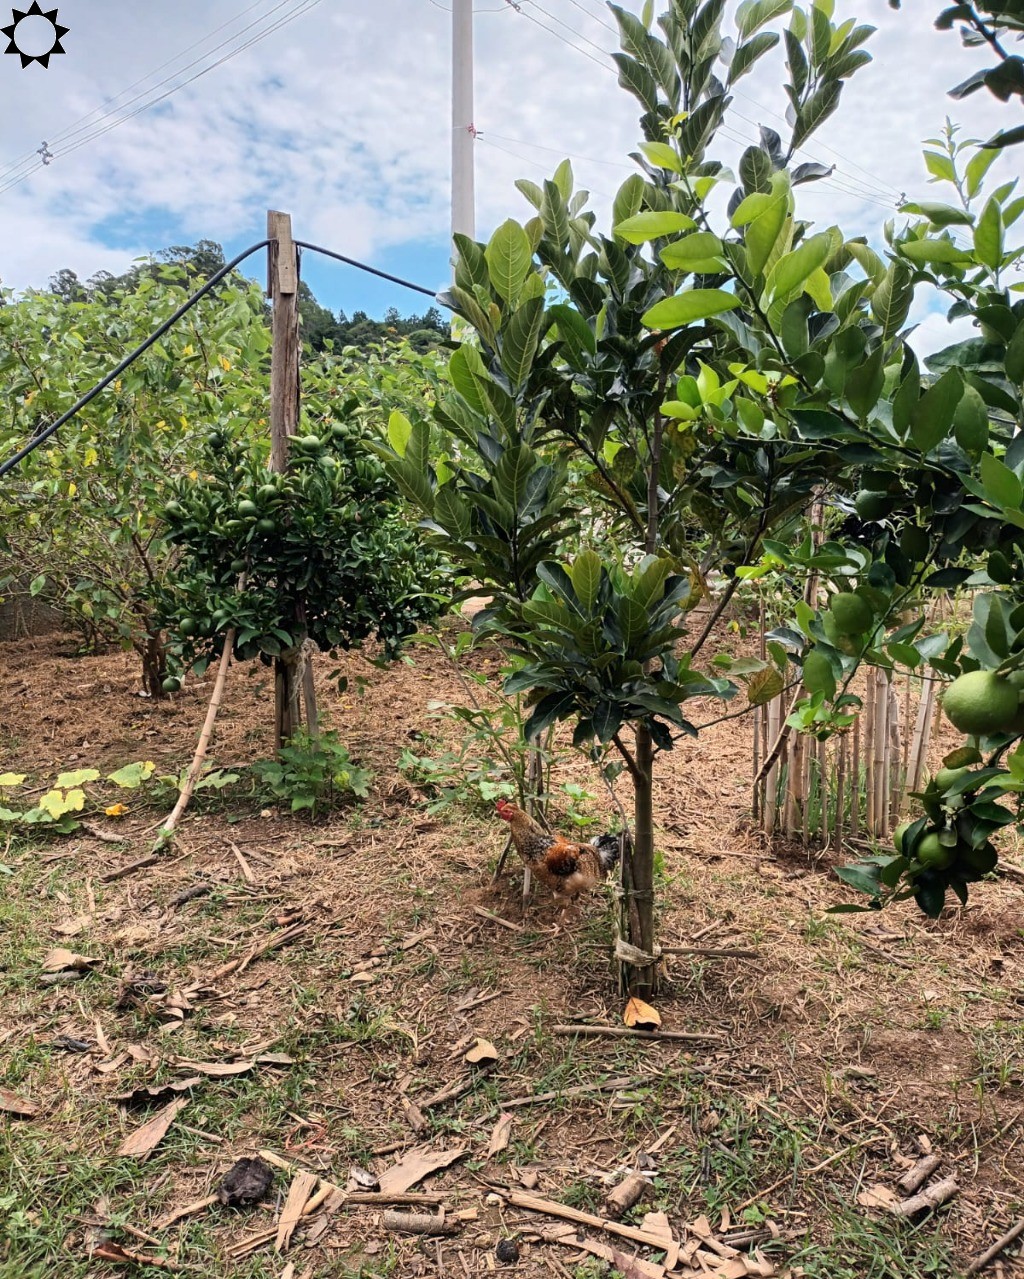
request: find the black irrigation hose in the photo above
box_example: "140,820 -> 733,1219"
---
0,236 -> 446,480
295,240 -> 442,302
0,238 -> 272,480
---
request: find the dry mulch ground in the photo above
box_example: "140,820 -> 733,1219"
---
0,617 -> 1022,1279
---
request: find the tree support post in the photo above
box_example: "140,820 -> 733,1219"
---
267,210 -> 316,749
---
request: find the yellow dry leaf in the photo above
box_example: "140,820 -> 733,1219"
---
105,803 -> 129,818
464,1037 -> 499,1065
219,355 -> 232,371
623,997 -> 662,1029
24,389 -> 36,405
67,482 -> 76,497
188,469 -> 198,481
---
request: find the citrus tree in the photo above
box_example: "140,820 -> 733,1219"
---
376,0 -> 959,992
0,264 -> 270,693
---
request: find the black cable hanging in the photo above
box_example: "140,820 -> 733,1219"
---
0,238 -> 446,480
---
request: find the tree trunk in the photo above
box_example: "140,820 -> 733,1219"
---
140,630 -> 167,699
626,722 -> 658,998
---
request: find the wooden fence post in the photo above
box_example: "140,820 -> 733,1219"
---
267,211 -> 313,750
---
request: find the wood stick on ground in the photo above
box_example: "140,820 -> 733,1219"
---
504,1074 -> 646,1108
275,1170 -> 317,1252
541,1227 -> 666,1279
154,627 -> 236,852
471,906 -> 523,932
605,1173 -> 650,1219
505,1189 -> 681,1251
100,853 -> 161,883
966,1217 -> 1024,1274
897,1154 -> 942,1195
551,1024 -> 723,1043
154,1195 -> 219,1230
659,946 -> 759,959
891,1177 -> 958,1217
381,1209 -> 460,1237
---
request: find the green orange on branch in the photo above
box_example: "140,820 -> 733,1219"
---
941,670 -> 1020,735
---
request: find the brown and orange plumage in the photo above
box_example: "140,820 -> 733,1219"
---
495,800 -> 621,901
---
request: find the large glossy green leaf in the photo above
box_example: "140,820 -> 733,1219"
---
548,304 -> 597,369
870,260 -> 913,339
765,232 -> 831,302
485,220 -> 533,304
980,452 -> 1023,510
974,195 -> 1004,270
499,296 -> 545,390
910,368 -> 963,453
642,289 -> 739,330
899,238 -> 973,265
639,140 -> 682,172
1006,317 -> 1024,384
659,232 -> 727,273
736,0 -> 792,37
570,549 -> 603,611
614,210 -> 696,243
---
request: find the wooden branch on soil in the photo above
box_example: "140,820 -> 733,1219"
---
503,1189 -> 680,1251
540,1226 -> 666,1279
966,1217 -> 1024,1274
503,1074 -> 649,1108
897,1154 -> 941,1194
551,1024 -> 723,1043
891,1176 -> 958,1217
382,1209 -> 460,1237
257,1150 -> 443,1205
660,946 -> 759,959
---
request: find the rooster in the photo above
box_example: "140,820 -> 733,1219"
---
495,800 -> 623,901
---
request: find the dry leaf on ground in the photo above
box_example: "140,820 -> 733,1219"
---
42,947 -> 100,973
464,1037 -> 499,1065
486,1113 -> 514,1156
112,1078 -> 202,1105
377,1146 -> 467,1195
623,997 -> 662,1029
116,1096 -> 188,1158
0,1087 -> 37,1117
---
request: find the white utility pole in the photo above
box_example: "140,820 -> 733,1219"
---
451,0 -> 476,250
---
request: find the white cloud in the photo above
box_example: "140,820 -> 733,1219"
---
0,0 -> 1018,302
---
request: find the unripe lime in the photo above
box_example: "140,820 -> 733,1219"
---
257,484 -> 278,501
942,670 -> 1021,735
893,820 -> 912,854
932,766 -> 969,793
916,831 -> 955,870
163,499 -> 185,519
830,592 -> 873,635
161,676 -> 181,693
960,842 -> 998,874
855,491 -> 892,521
237,500 -> 258,518
256,518 -> 277,534
178,617 -> 199,637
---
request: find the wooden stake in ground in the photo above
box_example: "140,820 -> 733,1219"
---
266,209 -> 311,751
153,627 -> 236,851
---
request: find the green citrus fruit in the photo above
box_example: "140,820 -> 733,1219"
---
900,527 -> 929,562
297,434 -> 322,449
161,676 -> 181,694
916,831 -> 955,870
257,484 -> 279,501
893,821 -> 912,854
830,592 -> 873,635
178,617 -> 198,637
256,518 -> 277,534
237,500 -> 259,518
855,491 -> 892,521
953,385 -> 989,455
163,500 -> 184,519
932,766 -> 970,793
942,670 -> 1021,735
960,842 -> 998,874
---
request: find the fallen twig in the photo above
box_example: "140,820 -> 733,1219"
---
504,1074 -> 645,1108
100,853 -> 160,884
897,1154 -> 941,1195
381,1209 -> 460,1237
891,1177 -> 959,1217
504,1189 -> 681,1251
660,946 -> 759,960
471,906 -> 523,932
552,1024 -> 723,1043
966,1217 -> 1024,1274
154,1195 -> 218,1230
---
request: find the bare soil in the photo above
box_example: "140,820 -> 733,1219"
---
0,616 -> 1022,1279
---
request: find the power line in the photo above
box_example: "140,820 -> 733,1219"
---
504,0 -> 615,71
558,0 -> 618,37
0,0 -> 285,187
519,0 -> 613,57
0,0 -> 324,197
483,129 -> 635,170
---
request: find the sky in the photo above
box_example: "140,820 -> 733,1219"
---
0,0 -> 1019,353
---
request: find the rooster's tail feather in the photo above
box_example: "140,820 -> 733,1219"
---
590,830 -> 628,871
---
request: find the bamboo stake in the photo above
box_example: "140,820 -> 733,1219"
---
153,629 -> 236,850
850,713 -> 861,837
835,731 -> 847,849
800,724 -> 812,846
817,734 -> 828,847
875,669 -> 888,838
888,678 -> 902,826
907,676 -> 938,801
865,671 -> 876,836
764,694 -> 781,834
